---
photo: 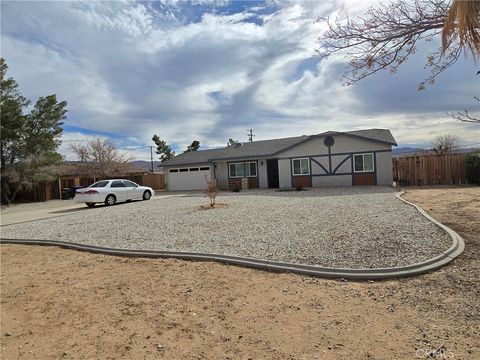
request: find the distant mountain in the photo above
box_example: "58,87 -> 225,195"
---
392,147 -> 426,156
129,160 -> 163,172
393,147 -> 480,157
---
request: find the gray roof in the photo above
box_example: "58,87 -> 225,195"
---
341,129 -> 397,146
163,128 -> 396,166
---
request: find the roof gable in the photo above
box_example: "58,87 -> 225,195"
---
162,128 -> 396,166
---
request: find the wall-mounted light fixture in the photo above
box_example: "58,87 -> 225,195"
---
260,161 -> 264,166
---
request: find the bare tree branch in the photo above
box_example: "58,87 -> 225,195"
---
316,0 -> 479,89
431,133 -> 460,154
69,137 -> 133,178
446,95 -> 480,123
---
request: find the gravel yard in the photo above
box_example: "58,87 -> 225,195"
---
0,187 -> 452,269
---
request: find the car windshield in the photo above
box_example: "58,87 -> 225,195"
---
88,181 -> 109,188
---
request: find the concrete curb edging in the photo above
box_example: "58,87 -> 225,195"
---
0,191 -> 465,280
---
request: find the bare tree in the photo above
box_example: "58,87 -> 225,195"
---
447,96 -> 480,123
317,0 -> 480,90
70,137 -> 132,177
431,134 -> 460,154
204,175 -> 218,208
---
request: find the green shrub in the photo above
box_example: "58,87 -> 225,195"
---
466,154 -> 480,185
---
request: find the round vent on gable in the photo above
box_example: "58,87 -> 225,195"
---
324,135 -> 335,147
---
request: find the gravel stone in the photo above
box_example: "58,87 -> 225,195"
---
0,187 -> 453,269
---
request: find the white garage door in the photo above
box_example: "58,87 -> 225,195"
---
168,166 -> 211,191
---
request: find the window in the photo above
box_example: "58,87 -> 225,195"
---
229,162 -> 257,178
123,180 -> 137,187
89,181 -> 109,188
247,162 -> 257,177
353,153 -> 374,172
189,168 -> 199,171
292,158 -> 310,175
111,180 -> 125,188
200,167 -> 210,171
229,163 -> 244,178
179,168 -> 188,172
169,169 -> 178,173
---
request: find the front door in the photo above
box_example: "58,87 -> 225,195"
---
267,159 -> 279,188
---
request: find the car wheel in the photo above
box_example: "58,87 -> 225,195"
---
85,203 -> 95,208
143,190 -> 151,200
105,194 -> 116,206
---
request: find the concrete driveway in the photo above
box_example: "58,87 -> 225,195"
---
0,193 -> 180,226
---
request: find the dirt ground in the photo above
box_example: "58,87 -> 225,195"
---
1,186 -> 479,359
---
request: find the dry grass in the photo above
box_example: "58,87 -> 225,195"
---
1,186 -> 479,359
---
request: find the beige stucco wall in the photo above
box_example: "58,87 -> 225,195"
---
277,134 -> 391,158
330,154 -> 352,174
311,157 -> 329,174
375,151 -> 393,185
278,159 -> 291,188
275,133 -> 393,188
312,175 -> 352,187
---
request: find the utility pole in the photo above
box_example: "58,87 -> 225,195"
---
150,146 -> 154,172
247,128 -> 255,142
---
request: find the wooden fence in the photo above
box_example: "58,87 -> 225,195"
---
124,173 -> 165,190
4,181 -> 58,203
4,173 -> 165,204
393,154 -> 468,186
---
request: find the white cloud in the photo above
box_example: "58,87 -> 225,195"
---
1,0 -> 478,159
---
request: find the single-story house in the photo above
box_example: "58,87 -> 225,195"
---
162,128 -> 397,191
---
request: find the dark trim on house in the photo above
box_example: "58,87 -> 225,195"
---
328,146 -> 332,173
310,158 -> 329,174
276,149 -> 391,161
166,149 -> 392,167
311,172 -> 352,177
269,136 -> 313,156
282,148 -> 392,187
270,132 -> 396,158
332,155 -> 351,175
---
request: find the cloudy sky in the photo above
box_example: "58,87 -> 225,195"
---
2,0 -> 479,161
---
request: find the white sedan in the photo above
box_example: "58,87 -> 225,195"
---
75,179 -> 155,207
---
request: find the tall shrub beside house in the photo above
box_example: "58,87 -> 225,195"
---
466,154 -> 480,185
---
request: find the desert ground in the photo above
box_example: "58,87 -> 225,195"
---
1,186 -> 479,359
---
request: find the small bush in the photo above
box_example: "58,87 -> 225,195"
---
295,184 -> 304,191
204,176 -> 218,207
231,186 -> 241,192
466,154 -> 480,185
